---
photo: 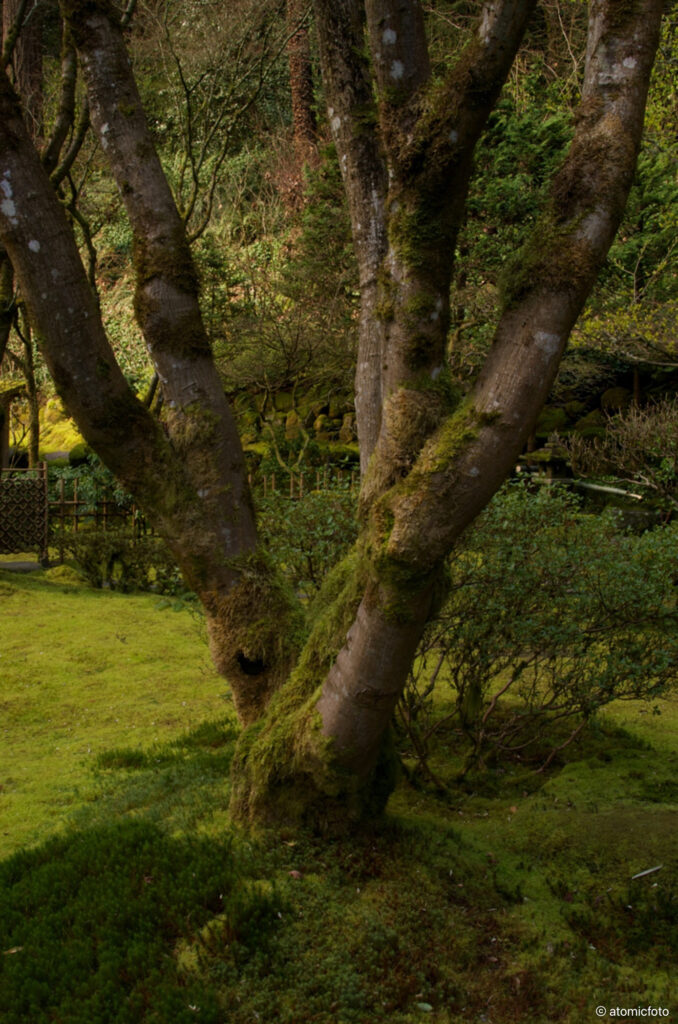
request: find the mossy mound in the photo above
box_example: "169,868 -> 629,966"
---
44,564 -> 88,587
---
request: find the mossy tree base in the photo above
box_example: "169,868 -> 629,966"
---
229,705 -> 399,833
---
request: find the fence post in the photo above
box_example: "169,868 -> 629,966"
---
59,477 -> 65,564
40,463 -> 49,566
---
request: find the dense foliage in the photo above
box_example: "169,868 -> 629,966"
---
400,483 -> 678,777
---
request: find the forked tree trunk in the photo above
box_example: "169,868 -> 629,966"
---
0,7 -> 302,725
231,0 -> 664,828
0,0 -> 665,831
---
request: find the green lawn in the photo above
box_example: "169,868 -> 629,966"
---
0,568 -> 229,855
1,566 -> 676,1023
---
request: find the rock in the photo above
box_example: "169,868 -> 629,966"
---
285,410 -> 302,441
563,400 -> 586,420
272,391 -> 294,413
313,413 -> 330,436
573,409 -> 607,438
329,395 -> 349,419
339,412 -> 356,443
535,406 -> 568,438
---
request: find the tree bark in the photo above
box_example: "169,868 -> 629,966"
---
3,0 -> 42,141
232,0 -> 664,828
0,14 -> 300,724
286,0 -> 317,167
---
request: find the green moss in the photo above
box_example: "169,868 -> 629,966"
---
410,365 -> 461,409
414,396 -> 482,476
402,292 -> 438,323
228,549 -> 398,829
388,200 -> 446,270
132,229 -> 199,295
352,99 -> 379,135
375,269 -> 396,322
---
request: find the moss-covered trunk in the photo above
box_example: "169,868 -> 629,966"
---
0,0 -> 664,831
230,0 -> 663,829
0,10 -> 300,724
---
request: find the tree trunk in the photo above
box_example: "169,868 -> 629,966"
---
0,9 -> 301,725
231,0 -> 664,828
0,0 -> 665,831
286,0 -> 317,168
3,0 -> 42,140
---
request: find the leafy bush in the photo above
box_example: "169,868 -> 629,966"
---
399,483 -> 678,777
49,454 -> 134,515
0,821 -> 281,1024
257,479 -> 357,596
65,527 -> 184,595
567,396 -> 678,518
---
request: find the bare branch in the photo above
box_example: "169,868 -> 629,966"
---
41,30 -> 78,175
0,0 -> 30,70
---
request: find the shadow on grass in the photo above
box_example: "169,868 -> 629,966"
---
0,817 -> 281,1024
69,718 -> 241,836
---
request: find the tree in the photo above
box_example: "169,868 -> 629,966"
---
287,0 -> 317,169
0,0 -> 665,829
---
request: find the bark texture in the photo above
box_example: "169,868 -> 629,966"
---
3,0 -> 42,140
0,6 -> 301,724
286,0 -> 317,166
232,0 -> 664,828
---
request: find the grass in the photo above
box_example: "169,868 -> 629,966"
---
1,566 -> 677,1023
0,567 -> 228,854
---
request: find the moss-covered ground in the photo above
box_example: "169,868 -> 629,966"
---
0,566 -> 676,1023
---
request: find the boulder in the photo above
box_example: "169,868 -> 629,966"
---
573,409 -> 607,439
285,409 -> 302,441
535,405 -> 568,439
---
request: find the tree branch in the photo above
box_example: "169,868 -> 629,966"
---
384,0 -> 665,573
41,29 -> 78,176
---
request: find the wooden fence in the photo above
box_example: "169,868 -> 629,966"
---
0,466 -> 359,561
49,477 -> 147,536
0,464 -> 49,563
255,468 -> 357,498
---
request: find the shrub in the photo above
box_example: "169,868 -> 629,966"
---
399,483 -> 678,777
257,479 -> 357,596
65,528 -> 184,595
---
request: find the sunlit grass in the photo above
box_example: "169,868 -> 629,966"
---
0,568 -> 231,856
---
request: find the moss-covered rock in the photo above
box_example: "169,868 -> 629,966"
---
535,405 -> 568,439
285,409 -> 302,441
573,409 -> 607,439
69,442 -> 92,466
